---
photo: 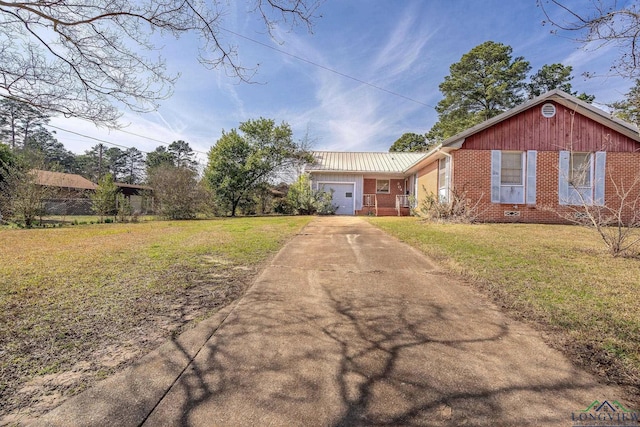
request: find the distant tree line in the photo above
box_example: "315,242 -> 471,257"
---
0,98 -> 202,185
0,107 -> 320,223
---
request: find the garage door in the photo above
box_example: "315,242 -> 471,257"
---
320,183 -> 355,215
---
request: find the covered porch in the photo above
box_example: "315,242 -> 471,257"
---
355,177 -> 413,216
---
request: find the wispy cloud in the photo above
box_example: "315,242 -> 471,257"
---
371,4 -> 436,81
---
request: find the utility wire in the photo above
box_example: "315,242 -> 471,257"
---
47,124 -> 145,152
47,124 -> 208,165
219,27 -> 436,109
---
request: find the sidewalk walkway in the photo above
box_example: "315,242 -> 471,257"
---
34,216 -> 622,426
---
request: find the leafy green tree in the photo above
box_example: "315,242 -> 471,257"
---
286,174 -> 337,215
527,63 -> 574,98
610,79 -> 640,128
0,161 -> 52,227
429,41 -> 531,141
287,174 -> 317,214
75,144 -> 109,182
389,133 -> 432,152
91,173 -> 118,221
105,147 -> 127,181
0,143 -> 16,183
205,118 -> 307,216
23,129 -> 78,173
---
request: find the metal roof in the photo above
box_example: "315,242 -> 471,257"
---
306,151 -> 427,173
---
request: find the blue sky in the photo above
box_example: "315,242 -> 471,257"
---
49,0 -> 635,169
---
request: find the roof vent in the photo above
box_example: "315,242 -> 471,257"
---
541,103 -> 556,118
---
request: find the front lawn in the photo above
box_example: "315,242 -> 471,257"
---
0,216 -> 312,423
368,217 -> 640,390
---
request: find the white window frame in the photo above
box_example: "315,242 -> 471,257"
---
500,151 -> 525,186
569,152 -> 593,189
559,151 -> 605,206
438,157 -> 450,203
376,179 -> 390,194
491,150 -> 537,205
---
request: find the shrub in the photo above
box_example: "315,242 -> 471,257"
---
315,189 -> 337,215
287,174 -> 337,215
419,187 -> 481,223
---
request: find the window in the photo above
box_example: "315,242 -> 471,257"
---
491,150 -> 537,205
569,153 -> 592,188
559,151 -> 605,206
376,179 -> 390,194
500,152 -> 524,185
438,157 -> 450,202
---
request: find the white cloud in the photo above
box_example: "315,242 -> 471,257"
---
371,5 -> 436,81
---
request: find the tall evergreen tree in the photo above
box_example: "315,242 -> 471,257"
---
168,140 -> 198,170
122,148 -> 145,184
527,63 -> 595,102
0,99 -> 50,150
610,79 -> 640,128
145,146 -> 176,173
428,41 -> 531,142
389,133 -> 432,152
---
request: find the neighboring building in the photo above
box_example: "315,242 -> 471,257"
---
34,170 -> 153,215
307,90 -> 640,222
115,182 -> 154,213
305,151 -> 425,216
34,170 -> 97,215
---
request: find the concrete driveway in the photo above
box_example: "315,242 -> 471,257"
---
36,216 -> 623,426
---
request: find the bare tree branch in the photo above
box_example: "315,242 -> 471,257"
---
539,0 -> 640,78
0,0 -> 323,127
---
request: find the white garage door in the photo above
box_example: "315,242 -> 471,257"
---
320,183 -> 355,215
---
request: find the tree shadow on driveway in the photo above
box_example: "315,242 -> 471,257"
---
143,269 -> 617,427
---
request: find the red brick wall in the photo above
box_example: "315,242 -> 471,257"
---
363,178 -> 405,208
453,150 -> 640,223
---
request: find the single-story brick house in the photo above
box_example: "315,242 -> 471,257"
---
307,90 -> 640,223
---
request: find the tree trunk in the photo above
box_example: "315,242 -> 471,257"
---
231,199 -> 239,217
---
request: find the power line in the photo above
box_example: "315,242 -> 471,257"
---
0,93 -> 209,158
115,127 -> 209,155
219,27 -> 437,109
47,124 -> 144,152
47,124 -> 208,165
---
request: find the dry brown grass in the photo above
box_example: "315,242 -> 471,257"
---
0,216 -> 312,423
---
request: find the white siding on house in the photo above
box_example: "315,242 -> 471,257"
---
310,173 -> 364,211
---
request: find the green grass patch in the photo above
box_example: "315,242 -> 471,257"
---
367,217 -> 640,384
0,216 -> 313,418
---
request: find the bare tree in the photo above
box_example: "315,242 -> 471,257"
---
0,0 -> 322,126
539,0 -> 640,78
148,165 -> 206,219
554,150 -> 640,257
0,165 -> 53,227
